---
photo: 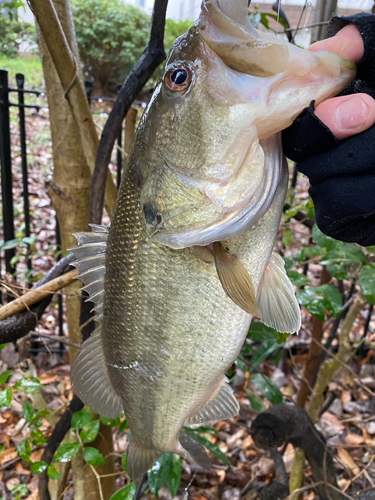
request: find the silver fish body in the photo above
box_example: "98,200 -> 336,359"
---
71,0 -> 355,479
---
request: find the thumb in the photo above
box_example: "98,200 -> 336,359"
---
314,93 -> 375,140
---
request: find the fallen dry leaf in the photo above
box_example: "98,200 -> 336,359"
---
30,449 -> 44,462
241,435 -> 254,451
337,447 -> 360,475
340,389 -> 351,406
25,491 -> 40,500
344,433 -> 364,445
0,447 -> 17,466
213,469 -> 226,484
322,412 -> 345,430
16,461 -> 31,475
38,374 -> 58,384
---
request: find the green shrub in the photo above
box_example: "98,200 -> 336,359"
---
71,0 -> 151,93
0,16 -> 36,58
71,0 -> 193,94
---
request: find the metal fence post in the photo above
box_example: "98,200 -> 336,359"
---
0,69 -> 15,274
16,73 -> 32,275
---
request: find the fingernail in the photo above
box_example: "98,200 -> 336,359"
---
336,97 -> 369,130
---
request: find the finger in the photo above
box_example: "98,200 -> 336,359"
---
308,24 -> 364,63
314,94 -> 375,140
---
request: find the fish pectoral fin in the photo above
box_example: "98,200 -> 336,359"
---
213,242 -> 261,317
186,377 -> 239,427
126,438 -> 162,480
71,325 -> 123,419
257,252 -> 301,334
179,429 -> 212,470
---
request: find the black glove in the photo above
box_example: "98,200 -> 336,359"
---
282,13 -> 375,247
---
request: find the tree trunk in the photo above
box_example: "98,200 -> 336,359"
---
35,1 -> 116,498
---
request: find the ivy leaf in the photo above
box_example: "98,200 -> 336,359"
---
148,453 -> 181,498
17,438 -> 32,462
250,339 -> 280,369
183,428 -> 230,466
118,419 -> 129,432
121,453 -> 127,471
14,377 -> 42,394
358,266 -> 375,305
250,373 -> 284,404
30,428 -> 46,446
80,419 -> 100,443
109,483 -> 136,500
47,463 -> 61,480
316,284 -> 343,318
83,447 -> 104,466
286,270 -> 310,287
22,401 -> 34,423
0,388 -> 12,408
30,461 -> 47,474
100,415 -> 121,427
246,390 -> 266,412
0,369 -> 12,386
247,322 -> 278,342
71,408 -> 92,430
32,409 -> 49,427
54,442 -> 81,463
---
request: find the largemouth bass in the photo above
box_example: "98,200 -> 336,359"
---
71,0 -> 355,479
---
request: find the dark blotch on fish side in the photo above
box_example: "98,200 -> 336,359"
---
143,203 -> 162,227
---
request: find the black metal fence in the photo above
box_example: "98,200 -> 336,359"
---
0,68 -> 131,352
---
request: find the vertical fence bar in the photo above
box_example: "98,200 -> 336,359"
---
16,73 -> 32,275
0,69 -> 15,274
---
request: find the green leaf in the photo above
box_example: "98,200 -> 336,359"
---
22,401 -> 34,423
166,454 -> 181,498
0,388 -> 12,408
286,270 -> 310,287
119,419 -> 129,432
250,373 -> 284,404
148,452 -> 181,497
80,419 -> 100,443
250,339 -> 280,369
297,285 -> 343,320
30,460 -> 47,474
54,442 -> 81,463
282,228 -> 293,249
283,257 -> 293,270
14,376 -> 42,394
17,438 -> 32,462
183,428 -> 230,466
109,483 -> 136,500
83,446 -> 104,466
191,426 -> 218,436
247,322 -> 278,342
71,408 -> 92,430
0,369 -> 12,386
47,463 -> 61,480
31,409 -> 49,427
358,266 -> 375,305
100,415 -> 121,427
10,484 -> 28,499
246,390 -> 266,412
316,284 -> 343,318
30,427 -> 46,446
297,288 -> 326,320
121,453 -> 127,471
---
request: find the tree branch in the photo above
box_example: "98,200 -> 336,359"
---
89,0 -> 168,224
0,254 -> 74,344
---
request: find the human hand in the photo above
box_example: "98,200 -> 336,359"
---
308,24 -> 375,140
282,13 -> 375,247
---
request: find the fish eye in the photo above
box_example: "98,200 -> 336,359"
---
164,65 -> 192,92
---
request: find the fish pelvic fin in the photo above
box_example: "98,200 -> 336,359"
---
257,252 -> 301,334
126,438 -> 162,480
213,242 -> 261,317
186,377 -> 239,427
71,325 -> 123,419
69,224 -> 109,320
179,429 -> 212,470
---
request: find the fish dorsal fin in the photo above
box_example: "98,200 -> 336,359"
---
126,438 -> 162,479
179,430 -> 212,470
71,325 -> 123,419
257,252 -> 301,334
186,377 -> 239,427
213,242 -> 261,317
69,224 -> 108,320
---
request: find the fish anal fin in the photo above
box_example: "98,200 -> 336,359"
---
126,438 -> 162,479
257,252 -> 301,334
71,326 -> 123,419
186,378 -> 239,427
179,430 -> 212,470
213,242 -> 261,317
